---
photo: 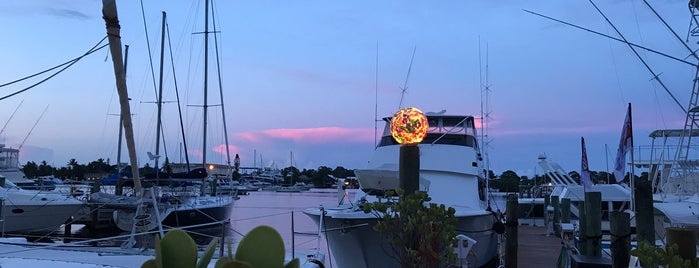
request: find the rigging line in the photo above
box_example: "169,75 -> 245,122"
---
0,37 -> 106,88
398,46 -> 416,109
0,42 -> 109,101
19,105 -> 48,151
642,0 -> 699,61
166,22 -> 192,171
0,100 -> 23,136
140,0 -> 160,99
522,9 -> 697,67
211,0 -> 233,170
587,0 -> 689,116
375,40 -> 379,149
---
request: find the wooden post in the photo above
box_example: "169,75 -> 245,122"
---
560,198 -> 570,224
634,179 -> 654,246
505,194 -> 518,268
551,196 -> 560,236
666,228 -> 697,267
609,211 -> 630,268
399,145 -> 420,195
577,201 -> 588,255
584,192 -> 602,257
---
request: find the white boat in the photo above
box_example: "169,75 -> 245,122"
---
536,155 -> 634,232
304,112 -> 500,268
0,175 -> 84,234
635,129 -> 699,238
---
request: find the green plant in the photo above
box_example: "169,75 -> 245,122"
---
362,189 -> 457,268
141,226 -> 300,268
630,240 -> 698,268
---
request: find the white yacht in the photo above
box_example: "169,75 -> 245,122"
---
0,175 -> 84,234
304,112 -> 500,268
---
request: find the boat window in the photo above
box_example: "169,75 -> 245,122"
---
377,133 -> 476,147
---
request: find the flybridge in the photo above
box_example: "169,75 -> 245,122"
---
377,114 -> 478,148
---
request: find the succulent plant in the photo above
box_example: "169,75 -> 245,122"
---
141,226 -> 300,268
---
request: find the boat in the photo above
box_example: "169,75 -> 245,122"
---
634,129 -> 699,238
536,155 -> 634,233
304,112 -> 501,268
0,175 -> 84,235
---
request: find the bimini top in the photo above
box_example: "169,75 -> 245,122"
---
377,113 -> 478,148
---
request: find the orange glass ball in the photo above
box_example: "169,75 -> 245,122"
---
390,107 -> 428,145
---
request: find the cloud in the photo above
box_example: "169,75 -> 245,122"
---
236,127 -> 375,144
44,7 -> 91,20
213,144 -> 240,157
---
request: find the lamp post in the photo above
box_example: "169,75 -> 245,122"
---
390,107 -> 428,196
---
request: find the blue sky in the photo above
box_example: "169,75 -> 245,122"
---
0,0 -> 694,177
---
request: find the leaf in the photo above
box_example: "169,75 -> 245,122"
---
284,258 -> 300,268
197,238 -> 219,268
140,259 -> 157,268
160,229 -> 198,268
235,225 -> 285,268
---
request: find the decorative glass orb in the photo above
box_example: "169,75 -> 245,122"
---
390,107 -> 428,145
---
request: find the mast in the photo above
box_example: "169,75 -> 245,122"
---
102,0 -> 142,194
116,45 -> 129,175
202,0 -> 210,168
154,11 -> 166,174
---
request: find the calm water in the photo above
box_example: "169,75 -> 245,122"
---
227,188 -> 347,266
65,188 -> 505,267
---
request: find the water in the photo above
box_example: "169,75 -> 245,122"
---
227,188 -> 347,265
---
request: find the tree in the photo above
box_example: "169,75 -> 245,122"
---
21,161 -> 39,178
498,170 -> 520,192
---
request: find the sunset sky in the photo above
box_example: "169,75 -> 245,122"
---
0,0 -> 694,177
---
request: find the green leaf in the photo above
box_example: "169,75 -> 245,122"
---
140,259 -> 157,268
235,225 -> 286,268
160,229 -> 198,268
197,238 -> 219,268
284,258 -> 300,268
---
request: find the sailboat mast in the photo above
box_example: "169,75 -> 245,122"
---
102,0 -> 142,194
202,0 -> 210,167
116,45 -> 129,175
154,11 -> 167,173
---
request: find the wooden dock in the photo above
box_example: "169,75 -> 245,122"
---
517,225 -> 562,268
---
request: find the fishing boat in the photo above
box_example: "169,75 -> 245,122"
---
304,111 -> 501,268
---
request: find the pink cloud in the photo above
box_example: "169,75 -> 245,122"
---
235,127 -> 375,145
263,127 -> 374,144
213,144 -> 240,156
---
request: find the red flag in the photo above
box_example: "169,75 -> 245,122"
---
613,103 -> 633,182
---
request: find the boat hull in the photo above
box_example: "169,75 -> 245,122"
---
161,198 -> 233,228
1,202 -> 84,234
305,209 -> 498,268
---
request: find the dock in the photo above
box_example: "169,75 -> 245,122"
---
517,225 -> 561,268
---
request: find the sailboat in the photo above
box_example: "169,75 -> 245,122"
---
87,0 -> 236,232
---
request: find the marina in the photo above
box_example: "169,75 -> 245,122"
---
1,0 -> 699,267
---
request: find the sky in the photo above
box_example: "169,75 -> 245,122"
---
0,0 -> 695,178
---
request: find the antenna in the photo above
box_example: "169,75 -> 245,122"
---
19,105 -> 48,150
398,46 -> 416,109
0,100 -> 23,137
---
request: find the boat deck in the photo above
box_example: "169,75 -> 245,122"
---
517,225 -> 561,268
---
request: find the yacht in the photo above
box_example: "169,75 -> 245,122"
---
0,175 -> 84,234
304,112 -> 500,267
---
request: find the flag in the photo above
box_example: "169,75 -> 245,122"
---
613,103 -> 633,182
581,137 -> 592,191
